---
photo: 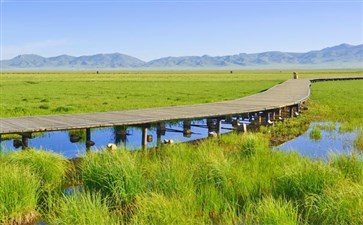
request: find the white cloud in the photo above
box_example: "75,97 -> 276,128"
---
1,39 -> 69,59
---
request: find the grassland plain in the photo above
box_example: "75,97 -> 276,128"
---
0,70 -> 361,117
0,70 -> 363,224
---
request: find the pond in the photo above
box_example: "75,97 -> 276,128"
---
276,122 -> 360,159
0,119 -> 245,158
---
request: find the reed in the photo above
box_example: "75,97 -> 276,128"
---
82,150 -> 144,206
329,153 -> 363,183
130,193 -> 207,225
3,149 -> 69,192
47,191 -> 118,225
305,181 -> 363,224
0,162 -> 40,224
244,196 -> 300,225
273,160 -> 339,203
309,126 -> 322,140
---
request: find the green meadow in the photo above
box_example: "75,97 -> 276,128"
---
0,70 -> 363,224
0,70 -> 361,117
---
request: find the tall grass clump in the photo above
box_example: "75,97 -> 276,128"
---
239,133 -> 268,157
48,191 -> 118,225
130,193 -> 205,225
305,181 -> 363,224
244,196 -> 299,225
137,148 -> 194,197
82,150 -> 144,206
330,153 -> 363,183
0,162 -> 40,224
273,160 -> 339,203
309,126 -> 322,140
4,149 -> 69,192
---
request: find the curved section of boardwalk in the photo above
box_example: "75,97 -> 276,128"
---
0,77 -> 362,135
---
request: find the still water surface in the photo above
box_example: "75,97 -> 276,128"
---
276,122 -> 360,159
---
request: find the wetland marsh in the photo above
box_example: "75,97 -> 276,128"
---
1,70 -> 362,224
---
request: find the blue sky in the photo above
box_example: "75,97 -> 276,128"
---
1,1 -> 362,61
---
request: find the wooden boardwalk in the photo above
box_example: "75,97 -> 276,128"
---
0,77 -> 362,135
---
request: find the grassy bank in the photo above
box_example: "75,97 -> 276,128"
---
1,133 -> 362,224
1,70 -> 361,117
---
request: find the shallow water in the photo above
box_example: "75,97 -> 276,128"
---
0,119 -> 240,158
276,122 -> 359,159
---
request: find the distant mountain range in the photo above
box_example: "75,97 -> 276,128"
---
1,43 -> 362,70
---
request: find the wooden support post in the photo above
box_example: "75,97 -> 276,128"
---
258,114 -> 262,124
141,127 -> 148,150
21,136 -> 28,150
183,120 -> 192,137
156,125 -> 162,148
232,119 -> 240,128
272,110 -> 276,120
237,123 -> 247,133
115,126 -> 127,145
21,132 -> 31,150
207,118 -> 215,131
85,128 -> 92,151
86,128 -> 91,142
278,108 -> 282,117
297,103 -> 301,113
289,106 -> 294,118
216,119 -> 222,135
264,111 -> 271,125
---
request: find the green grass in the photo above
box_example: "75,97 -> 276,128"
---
3,149 -> 69,193
307,80 -> 363,128
47,191 -> 118,225
305,181 -> 363,225
329,153 -> 363,183
244,196 -> 300,225
1,71 -> 363,224
1,70 -> 361,118
0,161 -> 40,224
82,150 -> 144,206
309,126 -> 322,140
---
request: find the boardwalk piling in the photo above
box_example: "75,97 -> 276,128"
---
183,120 -> 192,137
115,126 -> 127,145
141,127 -> 148,150
216,119 -> 222,135
21,134 -> 29,150
156,123 -> 164,147
85,128 -> 95,151
264,111 -> 272,125
237,123 -> 247,133
289,106 -> 294,118
18,132 -> 32,150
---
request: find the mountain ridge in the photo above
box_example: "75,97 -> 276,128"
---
2,43 -> 362,70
